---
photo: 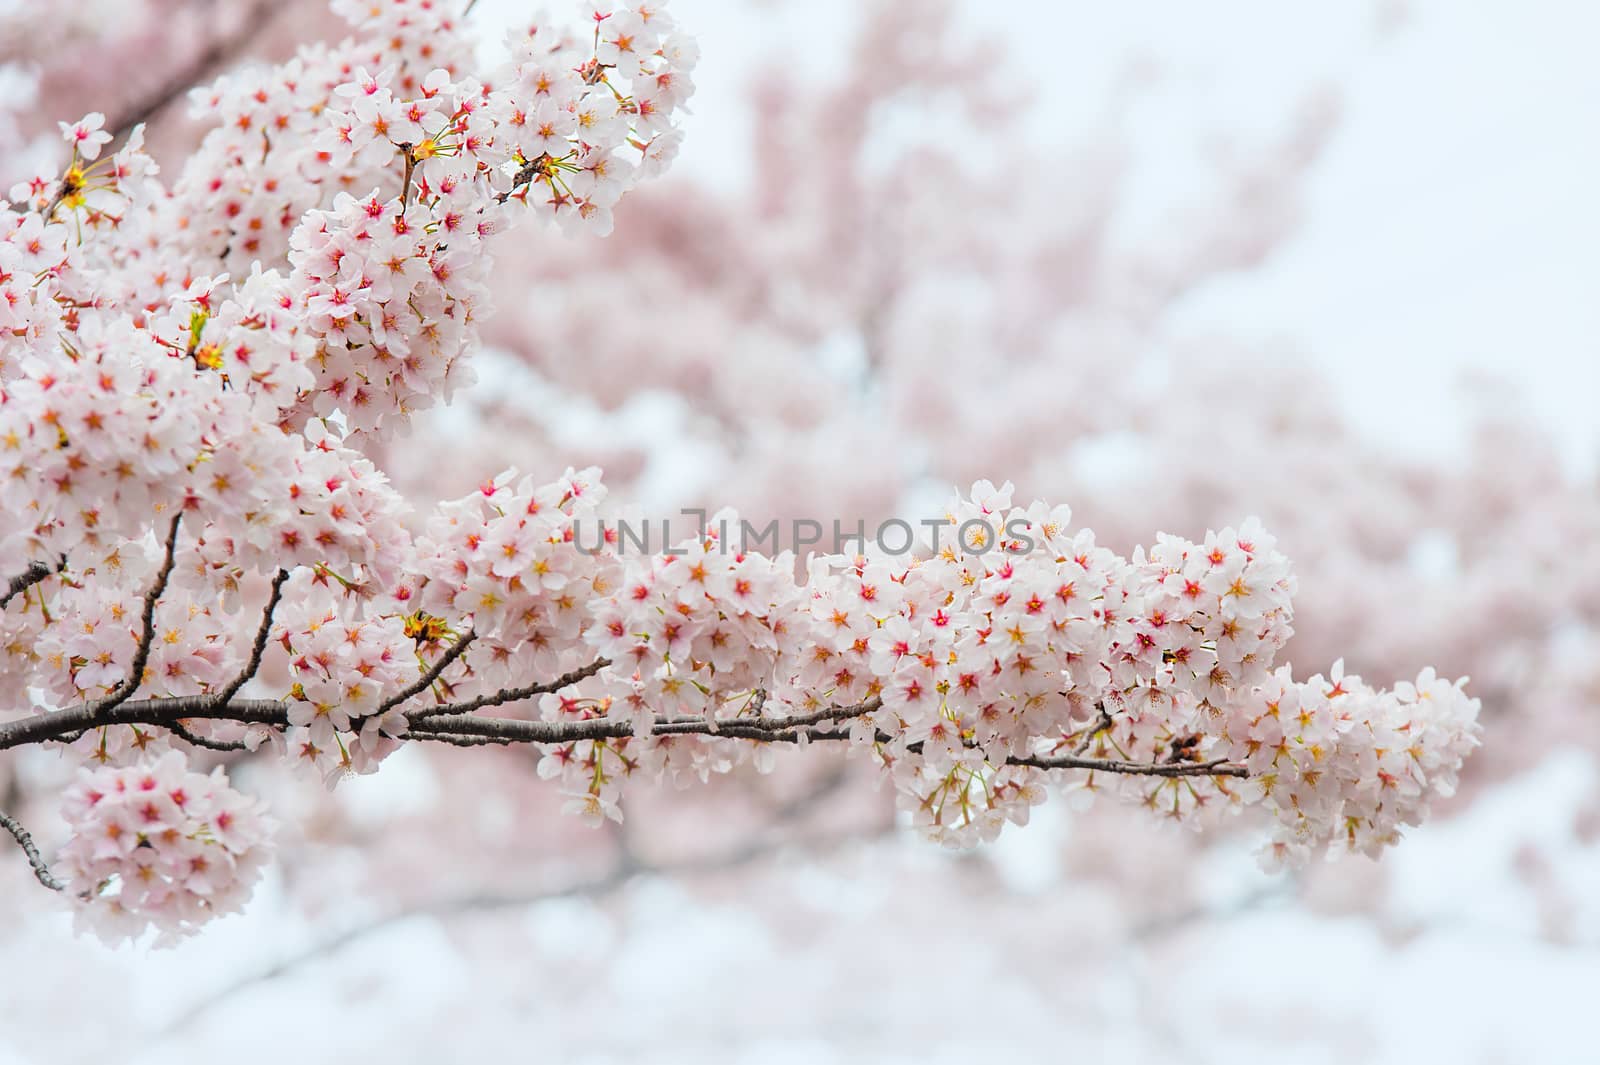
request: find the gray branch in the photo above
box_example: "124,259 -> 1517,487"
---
167,721 -> 252,753
405,656 -> 612,721
211,567 -> 290,708
0,674 -> 1245,781
99,512 -> 183,714
0,810 -> 65,892
387,629 -> 477,717
1,558 -> 63,611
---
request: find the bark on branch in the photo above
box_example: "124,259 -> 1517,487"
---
0,810 -> 65,892
99,512 -> 183,715
0,683 -> 1245,779
1,558 -> 63,611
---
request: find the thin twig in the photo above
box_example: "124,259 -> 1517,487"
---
398,145 -> 417,209
1073,707 -> 1115,755
406,656 -> 612,721
168,722 -> 252,753
212,568 -> 291,707
391,629 -> 477,718
99,512 -> 183,714
0,810 -> 65,891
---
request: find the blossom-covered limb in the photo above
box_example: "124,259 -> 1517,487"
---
0,686 -> 878,750
1010,752 -> 1247,779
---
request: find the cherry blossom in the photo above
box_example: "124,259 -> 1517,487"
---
57,111 -> 111,160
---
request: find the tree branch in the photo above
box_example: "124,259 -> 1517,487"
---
0,696 -> 287,751
99,512 -> 183,714
1,558 -> 63,611
404,655 -> 612,721
1073,707 -> 1116,755
167,721 -> 252,753
4,568 -> 1253,788
212,567 -> 291,708
0,674 -> 1245,780
0,809 -> 65,892
1010,752 -> 1247,779
388,629 -> 477,717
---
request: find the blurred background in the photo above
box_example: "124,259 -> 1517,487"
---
2,0 -> 1598,1061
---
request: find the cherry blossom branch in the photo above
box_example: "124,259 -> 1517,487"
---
493,157 -> 545,205
408,695 -> 885,745
0,809 -> 66,892
1010,752 -> 1247,779
166,721 -> 252,753
0,658 -> 616,754
0,689 -> 876,750
0,0 -> 1482,943
405,716 -> 1250,778
406,731 -> 513,747
0,683 -> 1244,780
1073,707 -> 1116,755
0,697 -> 286,751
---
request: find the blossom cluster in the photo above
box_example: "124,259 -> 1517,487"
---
274,579 -> 415,779
55,751 -> 273,945
232,0 -> 692,434
1222,663 -> 1481,866
412,466 -> 612,667
585,510 -> 802,724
